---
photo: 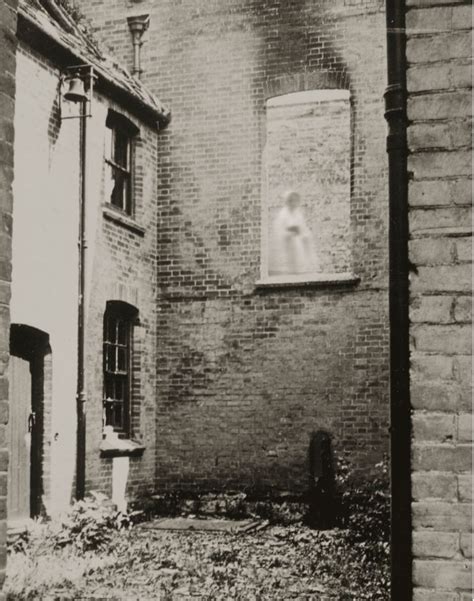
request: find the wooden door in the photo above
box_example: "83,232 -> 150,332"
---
8,355 -> 32,522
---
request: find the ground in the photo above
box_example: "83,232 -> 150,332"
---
6,520 -> 389,600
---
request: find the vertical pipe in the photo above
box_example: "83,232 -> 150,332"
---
76,97 -> 87,501
384,1 -> 411,600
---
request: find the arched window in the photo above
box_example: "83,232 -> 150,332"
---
103,301 -> 138,435
105,110 -> 139,216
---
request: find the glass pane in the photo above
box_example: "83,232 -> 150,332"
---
104,316 -> 115,343
104,376 -> 114,400
105,345 -> 115,372
115,378 -> 124,400
117,347 -> 127,372
114,130 -> 129,168
117,320 -> 127,344
105,403 -> 113,427
110,169 -> 125,210
113,403 -> 123,429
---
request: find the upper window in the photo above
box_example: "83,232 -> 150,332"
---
105,111 -> 138,216
103,301 -> 138,436
260,89 -> 352,284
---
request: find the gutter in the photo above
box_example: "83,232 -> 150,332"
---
16,11 -> 170,129
384,1 -> 412,600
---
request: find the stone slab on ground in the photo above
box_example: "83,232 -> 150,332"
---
138,516 -> 268,533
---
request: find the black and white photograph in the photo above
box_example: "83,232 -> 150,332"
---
0,0 -> 471,598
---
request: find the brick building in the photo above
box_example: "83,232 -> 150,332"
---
8,0 -> 169,519
406,0 -> 472,598
78,0 -> 391,493
1,0 -> 471,599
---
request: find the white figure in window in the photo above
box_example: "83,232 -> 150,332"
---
271,190 -> 316,275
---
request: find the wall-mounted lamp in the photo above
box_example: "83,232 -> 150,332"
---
60,64 -> 96,120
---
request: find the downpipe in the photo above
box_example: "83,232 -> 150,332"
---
384,1 -> 412,600
76,97 -> 87,501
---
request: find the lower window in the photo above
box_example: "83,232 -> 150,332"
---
103,301 -> 138,436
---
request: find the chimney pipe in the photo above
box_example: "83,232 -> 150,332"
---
127,14 -> 150,79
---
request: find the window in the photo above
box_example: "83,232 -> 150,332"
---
260,89 -> 353,284
105,111 -> 138,216
103,301 -> 138,435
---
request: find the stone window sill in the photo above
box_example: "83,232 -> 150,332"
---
102,205 -> 146,236
99,438 -> 145,458
255,273 -> 360,289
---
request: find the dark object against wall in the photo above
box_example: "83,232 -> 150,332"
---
306,430 -> 336,529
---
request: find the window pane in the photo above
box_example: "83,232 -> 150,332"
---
104,376 -> 115,400
113,403 -> 122,429
117,347 -> 127,372
105,344 -> 115,372
114,130 -> 129,168
105,316 -> 116,343
110,168 -> 125,210
117,320 -> 127,344
118,378 -> 125,400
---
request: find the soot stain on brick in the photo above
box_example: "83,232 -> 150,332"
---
249,0 -> 349,87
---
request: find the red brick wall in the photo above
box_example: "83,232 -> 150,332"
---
0,0 -> 17,593
79,0 -> 390,492
406,0 -> 472,598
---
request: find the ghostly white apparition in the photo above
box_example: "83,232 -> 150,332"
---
270,190 -> 316,275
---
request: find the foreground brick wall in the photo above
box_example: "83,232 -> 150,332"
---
0,0 -> 16,591
79,0 -> 391,492
406,0 -> 472,598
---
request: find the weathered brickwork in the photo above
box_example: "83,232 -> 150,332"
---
77,0 -> 390,492
12,40 -> 160,511
0,0 -> 17,593
407,1 -> 472,598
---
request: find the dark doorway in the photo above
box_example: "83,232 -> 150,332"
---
8,324 -> 51,522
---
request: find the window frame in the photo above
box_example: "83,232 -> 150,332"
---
102,301 -> 138,437
259,89 -> 356,287
105,111 -> 139,217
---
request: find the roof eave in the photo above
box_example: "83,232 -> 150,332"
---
16,10 -> 171,130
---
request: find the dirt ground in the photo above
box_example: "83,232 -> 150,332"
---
6,522 -> 389,600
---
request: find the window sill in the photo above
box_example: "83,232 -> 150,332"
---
99,438 -> 145,458
102,205 -> 145,236
255,273 -> 360,289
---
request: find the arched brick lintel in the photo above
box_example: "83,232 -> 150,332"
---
107,282 -> 140,310
263,71 -> 349,101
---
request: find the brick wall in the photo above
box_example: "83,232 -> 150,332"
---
0,0 -> 17,593
78,0 -> 391,492
12,41 -> 159,511
406,0 -> 472,598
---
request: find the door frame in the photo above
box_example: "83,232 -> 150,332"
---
9,324 -> 51,518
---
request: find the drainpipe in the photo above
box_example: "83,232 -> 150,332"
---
127,15 -> 150,79
384,1 -> 411,600
76,96 -> 88,501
